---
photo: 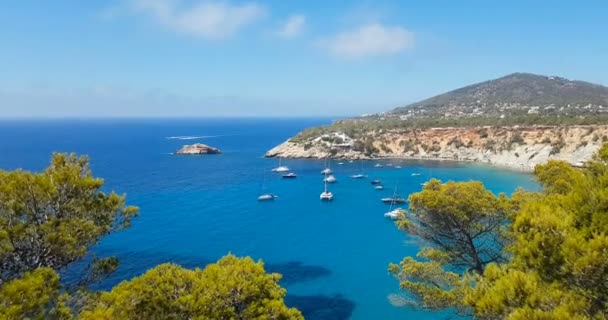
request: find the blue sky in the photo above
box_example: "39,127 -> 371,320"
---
1,0 -> 607,117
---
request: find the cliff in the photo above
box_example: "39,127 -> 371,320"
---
265,126 -> 608,171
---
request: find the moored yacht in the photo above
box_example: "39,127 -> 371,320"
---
282,172 -> 297,178
350,174 -> 367,179
258,194 -> 277,201
320,179 -> 334,201
271,159 -> 290,172
381,197 -> 407,204
324,175 -> 337,183
384,208 -> 406,220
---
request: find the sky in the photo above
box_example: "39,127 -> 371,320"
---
1,0 -> 607,118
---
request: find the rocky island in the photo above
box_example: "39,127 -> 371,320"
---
266,73 -> 608,171
175,143 -> 221,155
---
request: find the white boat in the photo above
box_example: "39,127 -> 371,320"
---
282,172 -> 297,179
324,175 -> 337,183
350,174 -> 367,179
337,162 -> 344,165
258,194 -> 277,201
395,166 -> 402,169
384,208 -> 406,220
411,173 -> 421,176
386,163 -> 393,167
271,159 -> 290,172
375,185 -> 384,190
320,179 -> 334,201
321,168 -> 333,175
374,163 -> 383,168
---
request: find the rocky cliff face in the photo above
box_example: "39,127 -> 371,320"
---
175,143 -> 221,155
266,126 -> 608,171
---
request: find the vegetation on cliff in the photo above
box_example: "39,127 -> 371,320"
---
390,144 -> 608,319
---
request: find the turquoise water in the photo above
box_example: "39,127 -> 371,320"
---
0,119 -> 538,319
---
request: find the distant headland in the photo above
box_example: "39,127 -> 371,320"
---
266,73 -> 608,171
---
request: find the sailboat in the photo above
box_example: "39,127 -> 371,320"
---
321,159 -> 333,175
271,159 -> 289,172
324,175 -> 337,183
350,161 -> 367,179
320,175 -> 334,201
258,167 -> 277,201
384,183 -> 407,219
381,183 -> 407,204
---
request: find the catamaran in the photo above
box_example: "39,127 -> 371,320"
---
320,178 -> 334,201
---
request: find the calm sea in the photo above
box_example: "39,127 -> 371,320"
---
0,118 -> 537,319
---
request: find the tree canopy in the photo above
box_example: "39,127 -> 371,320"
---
390,145 -> 608,319
80,255 -> 303,320
0,153 -> 302,319
0,153 -> 138,283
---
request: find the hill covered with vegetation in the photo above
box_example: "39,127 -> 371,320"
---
391,72 -> 608,120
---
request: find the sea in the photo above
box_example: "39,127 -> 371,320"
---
0,118 -> 538,320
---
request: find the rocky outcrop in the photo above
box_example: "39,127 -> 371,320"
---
175,143 -> 221,155
266,125 -> 608,171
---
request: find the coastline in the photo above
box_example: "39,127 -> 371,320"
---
265,125 -> 608,172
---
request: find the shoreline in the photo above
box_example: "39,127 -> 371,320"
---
265,153 -> 534,172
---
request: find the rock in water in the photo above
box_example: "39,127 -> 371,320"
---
175,143 -> 221,155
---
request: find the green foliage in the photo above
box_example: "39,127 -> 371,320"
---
391,145 -> 608,319
0,153 -> 138,283
404,180 -> 512,273
0,268 -> 71,320
80,254 -> 303,320
0,153 -> 302,319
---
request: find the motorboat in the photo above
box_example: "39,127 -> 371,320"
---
411,173 -> 421,176
321,168 -> 333,175
257,194 -> 277,201
375,185 -> 384,190
381,197 -> 407,204
371,179 -> 382,185
324,175 -> 337,183
374,163 -> 383,168
350,174 -> 367,179
282,172 -> 297,179
384,208 -> 406,220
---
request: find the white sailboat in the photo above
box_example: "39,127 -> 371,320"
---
258,168 -> 277,201
384,183 -> 406,219
324,175 -> 337,183
321,159 -> 333,175
271,159 -> 289,172
320,175 -> 334,201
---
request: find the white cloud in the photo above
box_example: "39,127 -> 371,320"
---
130,0 -> 267,39
277,14 -> 306,38
319,23 -> 414,59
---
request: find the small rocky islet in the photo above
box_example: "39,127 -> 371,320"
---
175,143 -> 221,155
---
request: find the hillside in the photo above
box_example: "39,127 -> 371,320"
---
391,73 -> 608,121
266,73 -> 608,170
